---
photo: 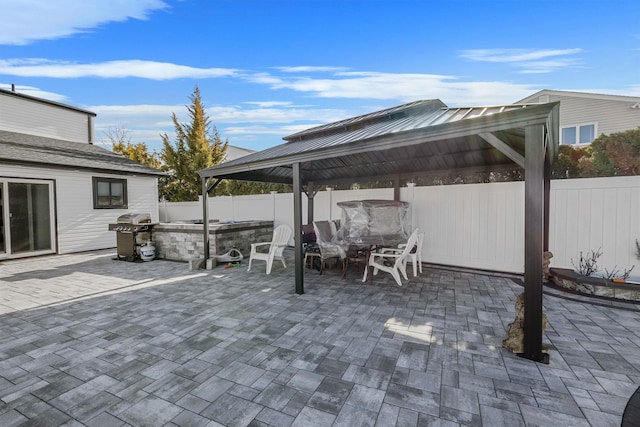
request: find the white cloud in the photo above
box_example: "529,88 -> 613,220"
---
243,101 -> 294,108
90,101 -> 349,151
0,59 -> 237,80
207,105 -> 347,124
0,0 -> 169,45
516,59 -> 583,74
224,125 -> 307,136
459,48 -> 584,73
91,102 -> 347,129
1,59 -> 538,102
0,83 -> 69,102
460,48 -> 583,63
275,66 -> 351,73
248,71 -> 539,105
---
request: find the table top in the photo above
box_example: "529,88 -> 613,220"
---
343,234 -> 406,247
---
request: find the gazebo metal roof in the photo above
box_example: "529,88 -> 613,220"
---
199,100 -> 558,186
198,99 -> 560,364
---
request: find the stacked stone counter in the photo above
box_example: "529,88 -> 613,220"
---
152,220 -> 274,262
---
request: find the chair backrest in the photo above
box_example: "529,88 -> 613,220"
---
313,221 -> 334,244
313,220 -> 347,259
302,224 -> 316,245
396,228 -> 420,265
272,224 -> 292,247
415,232 -> 425,254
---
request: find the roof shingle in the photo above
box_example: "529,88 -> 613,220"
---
0,130 -> 165,176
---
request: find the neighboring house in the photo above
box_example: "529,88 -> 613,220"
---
516,89 -> 640,146
224,145 -> 255,163
0,88 -> 165,259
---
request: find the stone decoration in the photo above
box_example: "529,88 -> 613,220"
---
543,251 -> 553,281
502,292 -> 549,354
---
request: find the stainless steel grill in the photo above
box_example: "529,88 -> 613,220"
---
108,213 -> 156,261
116,212 -> 151,224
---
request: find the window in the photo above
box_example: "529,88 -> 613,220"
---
561,123 -> 597,145
93,177 -> 127,209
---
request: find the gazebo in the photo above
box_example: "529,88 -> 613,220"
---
198,99 -> 559,363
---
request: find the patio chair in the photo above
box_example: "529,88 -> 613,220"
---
363,228 -> 419,286
312,220 -> 346,274
341,243 -> 371,279
301,223 -> 316,249
247,224 -> 292,274
385,230 -> 425,277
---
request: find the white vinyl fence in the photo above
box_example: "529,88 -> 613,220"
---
160,176 -> 640,276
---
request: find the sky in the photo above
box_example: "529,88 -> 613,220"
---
0,0 -> 638,154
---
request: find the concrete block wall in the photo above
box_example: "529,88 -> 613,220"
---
210,222 -> 274,257
152,224 -> 204,261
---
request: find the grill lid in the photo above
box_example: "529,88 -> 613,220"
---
117,212 -> 151,224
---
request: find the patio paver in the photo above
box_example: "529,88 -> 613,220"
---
1,249 -> 639,426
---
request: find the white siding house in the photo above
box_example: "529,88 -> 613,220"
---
224,145 -> 255,162
0,88 -> 164,259
516,90 -> 640,146
0,88 -> 94,143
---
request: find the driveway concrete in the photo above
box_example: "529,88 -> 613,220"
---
0,249 -> 638,426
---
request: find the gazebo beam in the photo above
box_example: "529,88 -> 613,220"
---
479,132 -> 525,168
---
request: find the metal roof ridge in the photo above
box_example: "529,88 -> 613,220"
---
282,99 -> 445,141
198,101 -> 559,178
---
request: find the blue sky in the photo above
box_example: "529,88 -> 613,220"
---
0,0 -> 638,153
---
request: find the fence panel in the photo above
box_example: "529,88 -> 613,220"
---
159,176 -> 640,275
549,176 -> 640,277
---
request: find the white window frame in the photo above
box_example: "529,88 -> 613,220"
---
561,122 -> 598,146
0,178 -> 57,259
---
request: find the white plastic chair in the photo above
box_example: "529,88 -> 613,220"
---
362,228 -> 419,286
388,231 -> 424,277
247,224 -> 292,274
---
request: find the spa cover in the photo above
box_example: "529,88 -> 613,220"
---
335,200 -> 411,246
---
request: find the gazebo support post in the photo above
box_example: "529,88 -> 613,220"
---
293,163 -> 304,294
393,175 -> 401,201
522,124 -> 548,363
304,182 -> 316,225
201,177 -> 222,261
544,160 -> 551,251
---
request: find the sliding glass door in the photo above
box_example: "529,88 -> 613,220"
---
0,183 -> 5,255
1,179 -> 55,258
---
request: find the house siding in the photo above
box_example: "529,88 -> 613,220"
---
517,92 -> 640,138
0,93 -> 91,143
2,164 -> 158,254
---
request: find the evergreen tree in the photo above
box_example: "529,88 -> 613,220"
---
211,179 -> 292,196
160,86 -> 227,201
